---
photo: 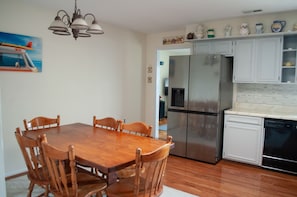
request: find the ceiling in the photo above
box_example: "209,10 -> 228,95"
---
25,0 -> 297,34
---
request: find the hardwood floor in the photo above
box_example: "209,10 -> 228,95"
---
159,118 -> 167,140
159,118 -> 167,125
164,155 -> 297,197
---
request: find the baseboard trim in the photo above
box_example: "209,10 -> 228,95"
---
5,171 -> 27,180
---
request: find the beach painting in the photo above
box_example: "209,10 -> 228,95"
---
0,32 -> 42,72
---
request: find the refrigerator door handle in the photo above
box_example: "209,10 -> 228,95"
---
187,110 -> 218,116
168,108 -> 188,113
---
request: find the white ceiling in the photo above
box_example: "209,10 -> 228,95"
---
25,0 -> 297,34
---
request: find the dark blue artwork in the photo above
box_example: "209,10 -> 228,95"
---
0,32 -> 42,72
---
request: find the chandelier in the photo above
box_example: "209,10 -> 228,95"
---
48,0 -> 104,40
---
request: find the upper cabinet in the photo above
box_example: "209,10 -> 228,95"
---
193,40 -> 233,56
188,32 -> 297,84
233,36 -> 282,83
255,37 -> 282,83
233,39 -> 255,82
281,35 -> 297,83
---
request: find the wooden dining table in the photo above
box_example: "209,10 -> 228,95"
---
24,123 -> 169,184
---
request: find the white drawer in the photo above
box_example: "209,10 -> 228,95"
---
225,114 -> 263,125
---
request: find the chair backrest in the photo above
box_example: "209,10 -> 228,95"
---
93,116 -> 121,131
41,134 -> 78,196
15,127 -> 49,184
135,135 -> 172,196
23,115 -> 60,131
120,121 -> 152,137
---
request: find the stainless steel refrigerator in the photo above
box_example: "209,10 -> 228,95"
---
167,54 -> 233,164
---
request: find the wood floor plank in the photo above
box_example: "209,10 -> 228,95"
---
164,155 -> 297,197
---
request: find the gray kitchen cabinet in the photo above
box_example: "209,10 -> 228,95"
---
193,41 -> 210,54
223,114 -> 264,166
233,39 -> 254,82
255,37 -> 282,83
213,40 -> 234,56
233,36 -> 282,83
193,40 -> 233,56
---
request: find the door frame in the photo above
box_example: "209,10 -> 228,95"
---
0,88 -> 7,195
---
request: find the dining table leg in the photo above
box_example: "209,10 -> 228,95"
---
107,172 -> 118,185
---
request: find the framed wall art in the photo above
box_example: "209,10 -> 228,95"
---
0,32 -> 42,72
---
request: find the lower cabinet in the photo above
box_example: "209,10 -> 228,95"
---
223,114 -> 264,166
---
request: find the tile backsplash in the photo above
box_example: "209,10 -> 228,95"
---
236,84 -> 297,107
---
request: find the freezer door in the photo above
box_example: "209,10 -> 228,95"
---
167,110 -> 187,157
168,56 -> 189,110
186,113 -> 221,163
188,55 -> 221,113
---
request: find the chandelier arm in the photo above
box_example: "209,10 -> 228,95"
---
84,13 -> 96,21
56,10 -> 71,26
84,13 -> 104,34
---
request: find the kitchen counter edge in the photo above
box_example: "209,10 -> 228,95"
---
225,108 -> 297,121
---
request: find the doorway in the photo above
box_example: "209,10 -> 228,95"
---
157,48 -> 191,139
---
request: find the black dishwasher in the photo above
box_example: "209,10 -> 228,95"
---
262,118 -> 297,175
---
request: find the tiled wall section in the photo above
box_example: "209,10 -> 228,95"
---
236,84 -> 297,106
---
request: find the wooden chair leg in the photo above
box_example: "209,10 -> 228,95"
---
37,192 -> 45,197
27,181 -> 34,197
45,185 -> 49,197
96,191 -> 103,197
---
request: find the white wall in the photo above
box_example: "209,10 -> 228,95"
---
0,89 -> 6,197
0,0 -> 146,176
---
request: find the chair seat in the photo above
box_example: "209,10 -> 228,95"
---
116,166 -> 136,179
107,177 -> 134,197
116,165 -> 145,179
107,177 -> 163,197
27,167 -> 50,197
27,167 -> 49,184
77,172 -> 107,196
49,168 -> 107,197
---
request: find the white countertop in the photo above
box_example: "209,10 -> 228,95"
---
225,103 -> 297,121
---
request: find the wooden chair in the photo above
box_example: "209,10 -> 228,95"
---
120,121 -> 152,137
23,115 -> 60,131
15,127 -> 50,197
40,134 -> 107,197
93,116 -> 121,131
106,136 -> 173,197
116,121 -> 153,179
